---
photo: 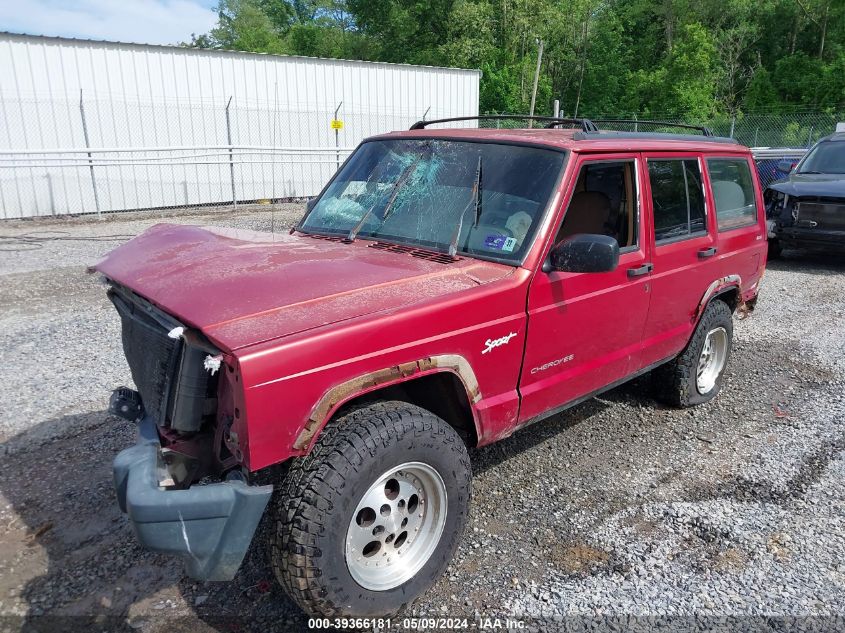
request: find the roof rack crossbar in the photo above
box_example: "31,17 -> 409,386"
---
590,119 -> 715,137
409,115 -> 598,132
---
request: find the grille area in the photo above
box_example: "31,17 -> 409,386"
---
109,286 -> 215,433
796,200 -> 845,231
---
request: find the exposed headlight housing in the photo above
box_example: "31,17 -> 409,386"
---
764,190 -> 795,224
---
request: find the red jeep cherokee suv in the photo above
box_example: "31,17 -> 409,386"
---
94,117 -> 766,618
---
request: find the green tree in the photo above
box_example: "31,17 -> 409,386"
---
346,0 -> 455,64
480,63 -> 524,113
819,55 -> 845,110
715,22 -> 758,115
437,0 -> 496,70
207,0 -> 287,53
743,67 -> 779,111
773,52 -> 825,106
256,0 -> 296,33
663,22 -> 718,118
286,22 -> 372,58
186,0 -> 845,122
573,11 -> 631,116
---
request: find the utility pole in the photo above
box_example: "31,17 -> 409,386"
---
528,38 -> 544,128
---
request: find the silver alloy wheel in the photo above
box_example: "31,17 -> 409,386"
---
345,462 -> 447,591
696,326 -> 728,394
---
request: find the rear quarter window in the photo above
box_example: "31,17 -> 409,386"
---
707,157 -> 757,231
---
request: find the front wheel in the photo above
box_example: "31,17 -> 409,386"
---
653,299 -> 733,407
271,402 -> 471,618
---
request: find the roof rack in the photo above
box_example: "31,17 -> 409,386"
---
406,115 -> 732,142
590,119 -> 715,137
572,131 -> 736,144
409,115 -> 599,132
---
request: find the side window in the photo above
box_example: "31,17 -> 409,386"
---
707,158 -> 757,230
648,159 -> 706,243
557,161 -> 638,250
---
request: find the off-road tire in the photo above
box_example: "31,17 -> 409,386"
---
270,401 -> 471,618
653,299 -> 733,408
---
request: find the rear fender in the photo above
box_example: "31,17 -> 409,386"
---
695,274 -> 742,324
292,354 -> 481,453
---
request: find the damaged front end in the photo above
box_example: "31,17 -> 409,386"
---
113,416 -> 271,580
106,281 -> 271,581
108,282 -> 229,485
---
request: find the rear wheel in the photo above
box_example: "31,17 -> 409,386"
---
653,299 -> 733,407
271,401 -> 471,617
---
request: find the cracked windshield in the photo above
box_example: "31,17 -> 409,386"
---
300,139 -> 565,262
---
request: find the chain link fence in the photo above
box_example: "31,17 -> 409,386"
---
4,99 -> 840,220
582,112 -> 843,149
0,90 -> 439,220
481,111 -> 843,188
481,110 -> 843,147
580,113 -> 841,188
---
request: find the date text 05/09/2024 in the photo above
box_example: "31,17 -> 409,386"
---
307,617 -> 527,630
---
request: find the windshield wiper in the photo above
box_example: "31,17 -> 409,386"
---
347,159 -> 420,242
447,155 -> 483,257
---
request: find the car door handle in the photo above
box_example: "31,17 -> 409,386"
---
627,263 -> 653,278
698,247 -> 717,258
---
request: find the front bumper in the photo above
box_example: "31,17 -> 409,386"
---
113,416 -> 273,581
778,227 -> 845,251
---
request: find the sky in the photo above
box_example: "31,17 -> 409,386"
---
0,0 -> 219,46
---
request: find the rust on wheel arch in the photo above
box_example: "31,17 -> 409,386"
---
292,354 -> 481,451
696,274 -> 742,321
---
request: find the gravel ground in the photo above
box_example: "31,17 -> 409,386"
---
0,207 -> 843,632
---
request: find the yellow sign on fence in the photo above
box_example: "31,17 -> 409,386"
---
330,119 -> 344,130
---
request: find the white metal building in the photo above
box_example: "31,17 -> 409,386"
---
0,32 -> 480,219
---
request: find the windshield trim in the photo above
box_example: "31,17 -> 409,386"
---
296,137 -> 569,268
296,226 -> 535,266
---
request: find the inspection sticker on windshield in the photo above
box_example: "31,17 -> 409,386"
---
484,234 -> 518,253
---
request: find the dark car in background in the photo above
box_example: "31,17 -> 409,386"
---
765,132 -> 845,257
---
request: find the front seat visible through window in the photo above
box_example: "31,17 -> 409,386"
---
558,190 -> 612,239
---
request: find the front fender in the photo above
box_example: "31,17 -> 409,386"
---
292,355 -> 481,453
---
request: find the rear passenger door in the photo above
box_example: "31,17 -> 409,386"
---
639,154 -> 720,367
703,155 -> 766,288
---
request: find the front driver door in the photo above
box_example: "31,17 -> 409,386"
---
518,154 -> 652,423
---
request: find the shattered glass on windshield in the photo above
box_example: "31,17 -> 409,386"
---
300,139 -> 565,263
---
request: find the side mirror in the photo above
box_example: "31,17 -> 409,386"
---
545,234 -> 620,273
777,159 -> 797,174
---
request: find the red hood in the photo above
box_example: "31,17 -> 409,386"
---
92,224 -> 513,351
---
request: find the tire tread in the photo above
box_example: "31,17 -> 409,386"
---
271,401 -> 470,617
653,299 -> 733,408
